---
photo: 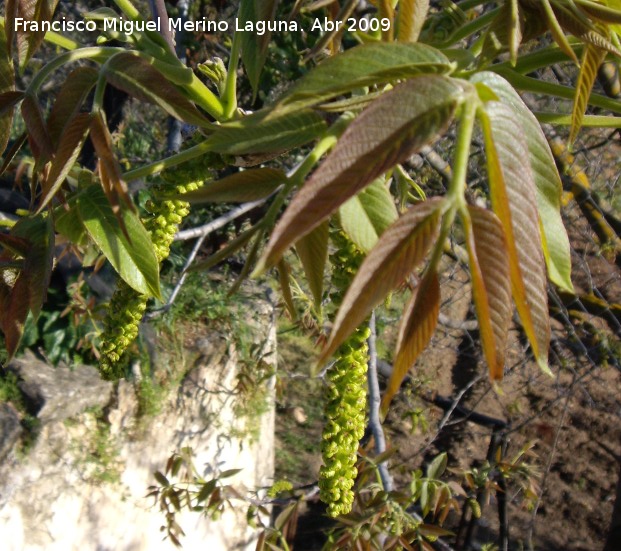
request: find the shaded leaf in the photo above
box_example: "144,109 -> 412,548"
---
21,93 -> 52,163
205,108 -> 326,156
382,270 -> 439,414
471,71 -> 573,293
239,0 -> 278,96
277,42 -> 453,113
277,259 -> 297,321
258,75 -> 463,271
103,53 -> 211,127
338,177 -> 398,252
180,168 -> 285,203
0,21 -> 16,156
461,205 -> 512,380
570,42 -> 607,144
295,221 -> 329,309
319,199 -> 443,368
38,112 -> 91,212
2,275 -> 30,358
11,214 -> 54,318
479,102 -> 551,374
47,66 -> 98,143
76,185 -> 161,298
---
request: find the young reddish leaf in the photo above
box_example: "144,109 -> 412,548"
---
471,72 -> 573,293
38,112 -> 91,213
2,274 -> 30,358
381,270 -> 439,414
480,102 -> 551,374
180,168 -> 285,203
0,21 -> 16,156
15,0 -> 60,70
4,0 -> 17,57
0,234 -> 30,257
90,111 -> 135,216
258,75 -> 463,272
570,42 -> 607,144
47,67 -> 98,143
295,221 -> 329,310
318,198 -> 443,368
11,214 -> 54,318
397,0 -> 430,43
21,93 -> 53,163
461,205 -> 512,380
338,177 -> 398,253
103,53 -> 212,127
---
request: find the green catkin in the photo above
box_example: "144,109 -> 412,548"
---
319,233 -> 370,517
98,167 -> 205,379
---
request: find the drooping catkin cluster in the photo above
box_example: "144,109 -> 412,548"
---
98,166 -> 205,379
319,233 -> 369,517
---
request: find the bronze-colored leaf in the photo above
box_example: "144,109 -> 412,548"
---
16,0 -> 60,70
2,274 -> 30,358
397,0 -> 430,43
381,270 -> 439,414
318,198 -> 444,367
480,101 -> 551,374
38,112 -> 91,212
258,75 -> 463,272
277,258 -> 297,321
89,111 -> 135,217
0,20 -> 16,156
47,67 -> 98,143
461,205 -> 512,380
21,93 -> 52,163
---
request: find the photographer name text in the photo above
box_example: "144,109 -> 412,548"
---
14,16 -> 391,36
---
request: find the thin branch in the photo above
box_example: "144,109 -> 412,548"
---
173,199 -> 266,241
367,311 -> 393,492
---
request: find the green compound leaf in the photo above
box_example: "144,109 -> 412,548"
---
479,101 -> 551,375
258,75 -> 463,272
319,198 -> 443,369
205,108 -> 327,156
103,53 -> 212,128
338,177 -> 398,253
180,167 -> 286,203
276,42 -> 454,113
76,186 -> 161,299
472,71 -> 573,294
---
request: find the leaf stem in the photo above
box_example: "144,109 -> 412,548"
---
223,29 -> 243,119
448,99 -> 477,208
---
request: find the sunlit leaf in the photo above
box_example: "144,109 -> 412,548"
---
397,0 -> 429,43
382,270 -> 439,414
541,0 -> 579,64
570,42 -> 607,144
180,168 -> 285,203
461,205 -> 512,380
205,108 -> 326,155
103,53 -> 212,127
479,101 -> 551,374
16,0 -> 60,70
338,177 -> 398,252
295,221 -> 329,310
258,76 -> 463,271
318,199 -> 443,368
277,42 -> 454,113
38,112 -> 91,213
76,185 -> 161,298
472,71 -> 573,293
427,452 -> 448,480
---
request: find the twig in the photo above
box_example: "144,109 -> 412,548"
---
367,311 -> 393,492
174,198 -> 266,241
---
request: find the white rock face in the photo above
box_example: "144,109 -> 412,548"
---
0,299 -> 276,551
